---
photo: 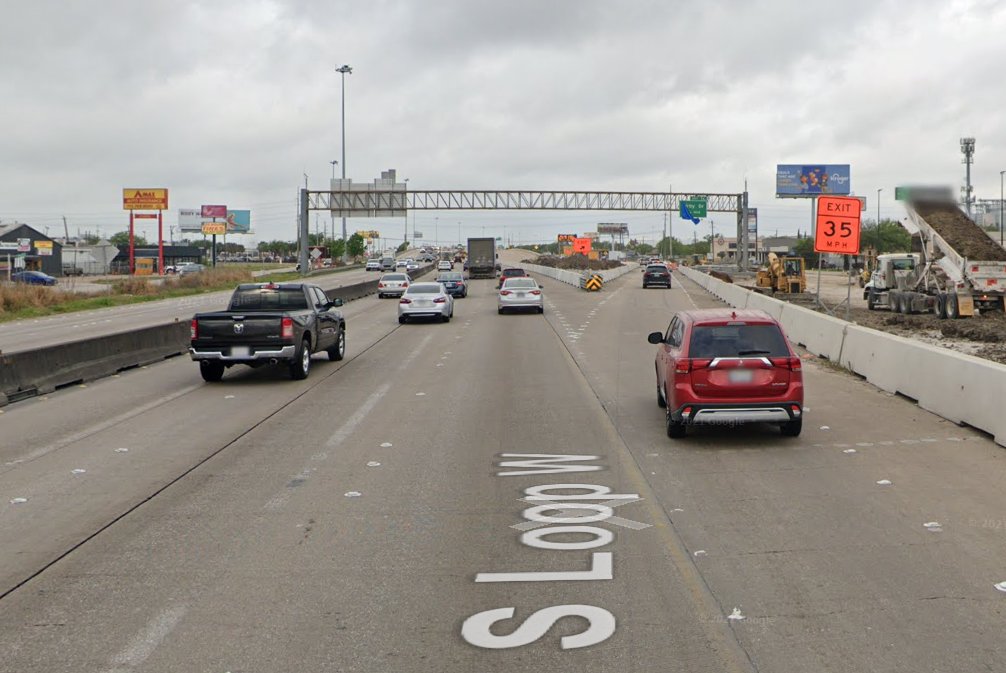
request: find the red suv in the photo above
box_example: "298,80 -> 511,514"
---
648,309 -> 804,438
499,267 -> 527,285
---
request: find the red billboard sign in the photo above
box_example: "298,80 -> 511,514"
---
201,205 -> 227,218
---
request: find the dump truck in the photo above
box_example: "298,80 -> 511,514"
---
871,197 -> 1006,318
466,237 -> 497,279
862,254 -> 920,310
756,253 -> 806,294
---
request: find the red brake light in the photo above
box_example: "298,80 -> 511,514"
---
433,297 -> 446,303
402,282 -> 408,287
500,290 -> 513,296
190,319 -> 198,339
281,317 -> 294,339
400,298 -> 412,304
378,283 -> 385,288
675,358 -> 712,375
770,356 -> 802,371
530,290 -> 541,295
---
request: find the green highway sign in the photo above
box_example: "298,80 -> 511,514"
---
682,199 -> 707,218
895,186 -> 909,201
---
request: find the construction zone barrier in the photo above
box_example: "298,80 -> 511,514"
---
678,265 -> 1006,447
520,262 -> 635,289
580,274 -> 603,291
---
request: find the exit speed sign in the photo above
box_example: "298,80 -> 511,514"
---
814,196 -> 862,255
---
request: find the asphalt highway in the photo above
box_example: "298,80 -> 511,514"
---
2,262 -> 1006,671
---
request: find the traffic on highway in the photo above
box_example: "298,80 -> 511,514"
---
4,245 -> 1006,672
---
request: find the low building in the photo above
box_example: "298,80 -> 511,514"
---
0,223 -> 62,276
110,245 -> 204,274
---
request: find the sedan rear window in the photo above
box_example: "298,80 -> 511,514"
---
439,273 -> 463,280
502,269 -> 526,276
383,274 -> 407,281
406,284 -> 441,294
688,324 -> 790,358
503,279 -> 537,289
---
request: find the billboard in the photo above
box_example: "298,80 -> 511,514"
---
202,222 -> 227,236
179,208 -> 250,233
123,188 -> 169,210
597,223 -> 629,234
201,205 -> 227,218
776,165 -> 850,196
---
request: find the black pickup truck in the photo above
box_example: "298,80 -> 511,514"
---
189,282 -> 346,382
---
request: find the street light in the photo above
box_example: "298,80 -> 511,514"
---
1000,171 -> 1004,247
336,64 -> 352,262
877,188 -> 882,255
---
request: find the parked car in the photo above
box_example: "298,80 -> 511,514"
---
189,282 -> 345,382
498,277 -> 544,314
366,260 -> 382,271
642,264 -> 672,288
438,260 -> 453,271
12,270 -> 58,286
179,263 -> 205,277
62,265 -> 84,276
648,308 -> 804,438
378,273 -> 411,298
436,271 -> 467,298
398,282 -> 454,323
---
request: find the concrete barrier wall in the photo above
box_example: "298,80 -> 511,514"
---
0,322 -> 190,406
524,263 -> 633,289
679,265 -> 1006,445
326,263 -> 435,303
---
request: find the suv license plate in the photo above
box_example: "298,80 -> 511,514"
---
728,369 -> 753,383
232,346 -> 250,357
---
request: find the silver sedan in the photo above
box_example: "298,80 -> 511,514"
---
498,277 -> 544,314
398,282 -> 455,323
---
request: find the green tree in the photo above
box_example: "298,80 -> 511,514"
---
347,233 -> 366,258
794,237 -> 818,266
329,238 -> 346,260
859,218 -> 913,254
397,241 -> 409,254
109,231 -> 148,248
635,243 -> 654,255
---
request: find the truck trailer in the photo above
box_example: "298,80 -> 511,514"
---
466,237 -> 497,279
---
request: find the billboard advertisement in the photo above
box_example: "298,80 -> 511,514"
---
179,208 -> 251,233
123,188 -> 169,210
776,165 -> 850,196
597,223 -> 629,234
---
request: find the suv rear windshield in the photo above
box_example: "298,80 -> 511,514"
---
502,269 -> 526,276
229,288 -> 309,311
688,324 -> 789,358
646,265 -> 668,273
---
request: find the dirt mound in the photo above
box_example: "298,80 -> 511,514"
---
939,321 -> 1003,342
524,255 -> 623,271
914,203 -> 1006,261
708,270 -> 733,283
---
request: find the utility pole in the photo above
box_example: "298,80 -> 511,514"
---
337,64 -> 353,262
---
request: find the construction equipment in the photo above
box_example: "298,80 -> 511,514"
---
869,196 -> 1006,318
756,253 -> 806,293
862,254 -> 919,310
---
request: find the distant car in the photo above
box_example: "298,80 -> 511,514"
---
12,270 -> 57,286
366,260 -> 382,271
395,259 -> 408,269
648,308 -> 804,438
438,260 -> 453,271
498,267 -> 527,286
398,282 -> 454,323
378,273 -> 411,298
179,263 -> 206,277
498,277 -> 544,314
406,261 -> 420,272
62,265 -> 84,276
381,258 -> 396,271
642,264 -> 671,288
436,271 -> 467,298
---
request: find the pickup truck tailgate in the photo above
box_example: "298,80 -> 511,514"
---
194,313 -> 287,346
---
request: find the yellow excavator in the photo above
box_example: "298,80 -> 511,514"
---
756,253 -> 806,293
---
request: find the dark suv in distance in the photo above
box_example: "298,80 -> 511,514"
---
642,264 -> 672,288
648,308 -> 804,438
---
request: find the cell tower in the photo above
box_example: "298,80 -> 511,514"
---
961,137 -> 976,218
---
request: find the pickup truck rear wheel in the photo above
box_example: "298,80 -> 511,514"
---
328,328 -> 346,361
290,338 -> 311,380
200,362 -> 225,382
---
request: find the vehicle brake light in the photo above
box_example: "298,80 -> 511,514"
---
378,283 -> 385,288
433,297 -> 446,303
281,317 -> 294,339
190,319 -> 198,339
402,282 -> 408,287
791,405 -> 802,416
530,290 -> 541,295
500,290 -> 513,296
400,298 -> 412,304
264,283 -> 277,289
770,356 -> 802,371
675,358 -> 712,374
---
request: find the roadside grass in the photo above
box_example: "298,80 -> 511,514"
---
0,264 -> 365,323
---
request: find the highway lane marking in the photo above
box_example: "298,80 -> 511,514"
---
101,604 -> 187,673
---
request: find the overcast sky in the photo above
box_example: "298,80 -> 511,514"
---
3,0 -> 1005,249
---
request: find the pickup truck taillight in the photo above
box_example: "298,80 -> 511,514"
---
190,319 -> 198,339
281,317 -> 294,339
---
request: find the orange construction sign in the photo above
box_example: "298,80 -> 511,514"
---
814,196 -> 862,255
572,237 -> 592,254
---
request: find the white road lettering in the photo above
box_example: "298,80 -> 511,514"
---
523,503 -> 615,524
475,552 -> 612,582
461,605 -> 616,650
496,453 -> 604,477
521,525 -> 614,550
523,483 -> 638,500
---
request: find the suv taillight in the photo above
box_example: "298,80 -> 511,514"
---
281,317 -> 294,339
190,319 -> 198,339
674,358 -> 712,375
770,356 -> 802,371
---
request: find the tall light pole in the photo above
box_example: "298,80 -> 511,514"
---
961,137 -> 976,218
435,216 -> 439,249
877,188 -> 882,255
337,64 -> 353,262
1000,171 -> 1004,247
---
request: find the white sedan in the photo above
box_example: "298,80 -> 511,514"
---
437,260 -> 453,271
398,282 -> 454,323
406,261 -> 421,272
498,277 -> 544,314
